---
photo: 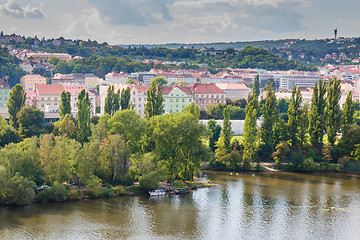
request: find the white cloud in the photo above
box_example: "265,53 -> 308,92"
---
0,0 -> 44,18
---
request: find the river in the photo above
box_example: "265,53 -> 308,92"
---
0,171 -> 359,240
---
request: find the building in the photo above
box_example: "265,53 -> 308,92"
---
0,77 -> 10,109
135,72 -> 156,85
20,74 -> 46,90
36,84 -> 96,116
191,83 -> 226,110
279,72 -> 320,91
51,73 -> 85,86
215,83 -> 251,100
84,74 -> 100,89
25,52 -> 72,62
162,86 -> 194,114
105,72 -> 129,85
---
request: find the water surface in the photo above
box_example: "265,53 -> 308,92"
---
0,171 -> 359,239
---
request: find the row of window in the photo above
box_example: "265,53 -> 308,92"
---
0,97 -> 8,101
195,94 -> 224,98
196,99 -> 224,104
165,98 -> 192,103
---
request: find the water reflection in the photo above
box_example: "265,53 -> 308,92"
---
0,171 -> 359,239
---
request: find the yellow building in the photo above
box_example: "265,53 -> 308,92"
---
20,74 -> 46,90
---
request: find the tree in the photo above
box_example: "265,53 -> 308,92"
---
145,81 -> 164,119
53,114 -> 77,139
183,102 -> 200,119
107,109 -> 146,153
7,84 -> 26,129
17,106 -> 45,139
287,86 -> 303,150
222,106 -> 232,153
0,116 -> 19,147
77,89 -> 91,143
208,119 -> 221,152
120,87 -> 131,110
104,85 -> 115,115
151,76 -> 167,86
1,173 -> 35,205
100,134 -> 130,184
326,78 -> 341,146
242,93 -> 258,169
126,79 -> 137,84
308,79 -> 326,152
341,91 -> 355,136
253,74 -> 260,98
259,83 -> 277,161
59,91 -> 71,119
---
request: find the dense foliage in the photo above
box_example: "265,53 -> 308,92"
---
0,47 -> 26,87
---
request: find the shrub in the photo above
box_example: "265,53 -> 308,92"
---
113,186 -> 128,195
344,161 -> 360,172
67,189 -> 82,201
99,188 -> 115,198
139,171 -> 161,191
299,157 -> 316,172
36,182 -> 69,203
1,173 -> 35,205
85,175 -> 102,198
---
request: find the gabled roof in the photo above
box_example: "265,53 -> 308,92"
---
129,84 -> 151,94
191,83 -> 225,94
36,84 -> 94,96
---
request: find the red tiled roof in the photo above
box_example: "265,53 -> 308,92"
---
36,84 -> 94,96
130,84 -> 151,94
161,86 -> 173,95
191,83 -> 225,94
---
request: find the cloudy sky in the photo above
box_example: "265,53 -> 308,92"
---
0,0 -> 359,45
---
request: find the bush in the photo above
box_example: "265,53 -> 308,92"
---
85,175 -> 102,198
299,157 -> 316,171
139,171 -> 161,191
36,182 -> 69,203
99,188 -> 115,198
113,186 -> 128,195
67,189 -> 82,201
1,173 -> 35,205
344,161 -> 360,172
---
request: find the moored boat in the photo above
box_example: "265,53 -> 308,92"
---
174,188 -> 190,195
149,189 -> 166,196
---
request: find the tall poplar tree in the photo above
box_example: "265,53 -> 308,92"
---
326,77 -> 341,146
253,74 -> 260,98
59,91 -> 71,119
145,81 -> 163,119
308,79 -> 326,151
77,89 -> 91,144
287,86 -> 303,150
113,89 -> 120,113
341,91 -> 355,136
7,84 -> 26,129
222,106 -> 232,153
104,85 -> 114,115
242,93 -> 258,169
120,87 -> 131,110
208,119 -> 221,152
259,83 -> 277,161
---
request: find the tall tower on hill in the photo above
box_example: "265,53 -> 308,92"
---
334,28 -> 338,43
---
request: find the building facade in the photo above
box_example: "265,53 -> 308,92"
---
162,86 -> 194,114
20,74 -> 46,91
191,83 -> 226,110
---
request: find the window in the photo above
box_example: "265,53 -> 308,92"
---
54,97 -> 57,101
54,103 -> 58,105
138,110 -> 141,113
189,99 -> 192,102
48,97 -> 51,100
182,99 -> 184,102
138,104 -> 141,107
176,99 -> 179,102
170,99 -> 173,102
0,103 -> 2,107
0,97 -> 2,100
41,103 -> 44,107
41,97 -> 44,101
139,98 -> 141,101
176,104 -> 178,108
47,103 -> 51,105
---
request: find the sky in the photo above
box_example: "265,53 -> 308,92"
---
0,0 -> 359,45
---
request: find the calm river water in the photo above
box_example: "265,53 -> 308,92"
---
0,171 -> 359,240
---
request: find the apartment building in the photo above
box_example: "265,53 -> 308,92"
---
20,74 -> 46,90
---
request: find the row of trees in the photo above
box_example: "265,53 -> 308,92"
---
0,80 -> 212,205
210,77 -> 359,171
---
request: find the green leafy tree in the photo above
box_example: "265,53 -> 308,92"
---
341,91 -> 355,136
59,91 -> 71,119
7,84 -> 26,129
308,79 -> 326,152
17,106 -> 45,139
259,83 -> 277,161
77,89 -> 91,143
108,109 -> 146,153
104,85 -> 115,115
120,87 -> 131,110
208,119 -> 221,152
75,140 -> 101,185
242,93 -> 258,169
100,134 -> 130,184
222,106 -> 232,153
151,76 -> 167,86
253,74 -> 260,98
1,173 -> 35,205
145,81 -> 164,119
183,102 -> 200,119
53,114 -> 77,139
0,116 -> 19,147
287,86 -> 303,150
326,78 -> 341,146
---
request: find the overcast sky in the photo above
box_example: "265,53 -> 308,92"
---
0,0 -> 359,45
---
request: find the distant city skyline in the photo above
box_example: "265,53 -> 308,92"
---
0,0 -> 359,45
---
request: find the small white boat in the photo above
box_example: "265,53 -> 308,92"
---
149,189 -> 166,196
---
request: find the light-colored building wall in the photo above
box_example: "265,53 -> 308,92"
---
163,87 -> 193,114
85,74 -> 100,89
20,74 -> 46,91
